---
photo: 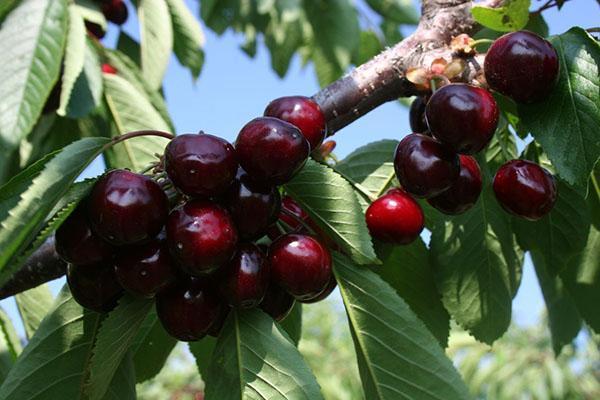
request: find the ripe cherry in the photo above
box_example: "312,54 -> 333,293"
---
85,21 -> 106,40
219,244 -> 270,308
226,169 -> 281,240
264,96 -> 327,151
301,276 -> 337,304
88,170 -> 168,245
114,236 -> 177,298
207,306 -> 230,338
493,159 -> 557,220
156,277 -> 222,341
67,263 -> 123,313
426,84 -> 499,154
259,284 -> 296,322
164,133 -> 238,198
428,155 -> 482,215
365,188 -> 424,245
235,117 -> 309,185
166,200 -> 238,275
269,234 -> 332,301
55,204 -> 113,265
409,96 -> 429,134
394,133 -> 460,198
101,63 -> 117,75
485,31 -> 559,104
102,0 -> 128,25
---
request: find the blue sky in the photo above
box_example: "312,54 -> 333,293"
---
2,0 -> 598,339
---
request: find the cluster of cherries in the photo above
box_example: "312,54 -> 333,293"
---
56,96 -> 337,341
365,30 -> 560,246
86,0 -> 129,40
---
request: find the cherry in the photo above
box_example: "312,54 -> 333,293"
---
365,188 -> 424,245
164,133 -> 238,198
207,306 -> 230,337
409,96 -> 429,134
88,170 -> 168,245
101,63 -> 117,75
394,133 -> 460,198
156,277 -> 222,341
264,96 -> 327,151
235,117 -> 309,185
67,263 -> 123,313
493,159 -> 557,220
428,155 -> 482,215
166,200 -> 238,275
269,234 -> 332,301
85,21 -> 106,40
301,276 -> 337,304
226,169 -> 281,240
114,236 -> 177,298
55,204 -> 113,265
259,284 -> 296,322
425,84 -> 499,154
485,31 -> 559,104
219,243 -> 270,308
102,0 -> 128,25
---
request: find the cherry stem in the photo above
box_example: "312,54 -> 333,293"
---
429,75 -> 451,93
471,38 -> 494,48
105,130 -> 174,150
280,207 -> 318,236
330,166 -> 377,202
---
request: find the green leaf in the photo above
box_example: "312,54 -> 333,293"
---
189,337 -> 217,379
374,240 -> 450,347
138,0 -> 174,90
352,30 -> 383,66
15,284 -> 54,340
57,5 -> 86,116
103,73 -> 171,171
74,0 -> 107,31
485,126 -> 519,171
167,0 -> 205,79
365,0 -> 418,25
0,0 -> 19,22
116,32 -> 142,67
311,45 -> 344,87
520,28 -> 600,191
265,5 -> 304,78
85,296 -> 153,400
0,137 -> 110,286
284,159 -> 378,265
204,309 -> 324,400
279,302 -> 302,346
0,0 -> 68,154
333,253 -> 470,400
0,307 -> 22,360
0,315 -> 15,385
471,0 -> 530,32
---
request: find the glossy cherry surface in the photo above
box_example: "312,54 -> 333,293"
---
165,133 -> 238,198
166,200 -> 238,275
426,84 -> 499,154
219,243 -> 270,308
102,0 -> 128,25
67,263 -> 123,313
259,284 -> 296,322
264,96 -> 327,151
409,96 -> 429,134
493,159 -> 557,220
365,188 -> 424,245
428,155 -> 482,215
301,276 -> 337,304
485,31 -> 559,103
394,134 -> 460,198
235,117 -> 309,185
269,234 -> 332,301
156,277 -> 222,341
226,169 -> 281,240
88,170 -> 168,245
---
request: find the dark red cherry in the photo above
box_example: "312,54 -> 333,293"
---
85,21 -> 106,40
300,276 -> 337,304
156,277 -> 222,341
207,306 -> 230,338
55,204 -> 113,265
264,96 -> 327,151
269,234 -> 332,301
67,263 -> 123,313
426,84 -> 499,154
88,170 -> 168,245
409,96 -> 429,133
365,188 -> 424,245
259,284 -> 296,322
102,0 -> 128,25
164,133 -> 238,198
394,134 -> 460,198
485,31 -> 559,104
493,159 -> 557,220
427,155 -> 482,215
235,117 -> 309,185
219,244 -> 270,308
166,200 -> 238,275
226,169 -> 281,240
101,63 -> 117,74
114,236 -> 177,298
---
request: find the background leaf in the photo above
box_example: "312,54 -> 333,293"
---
167,0 -> 205,79
57,5 -> 86,116
365,0 -> 418,25
279,303 -> 303,346
189,337 -> 217,379
0,307 -> 21,361
138,0 -> 174,90
15,284 -> 54,340
471,0 -> 531,32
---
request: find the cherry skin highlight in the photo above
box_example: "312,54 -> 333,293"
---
264,96 -> 327,151
166,200 -> 238,275
259,284 -> 296,322
67,263 -> 124,313
393,133 -> 460,198
219,243 -> 270,308
409,96 -> 429,134
88,169 -> 169,245
426,84 -> 499,154
366,188 -> 424,245
427,155 -> 482,215
485,31 -> 559,104
493,159 -> 557,220
165,133 -> 238,198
